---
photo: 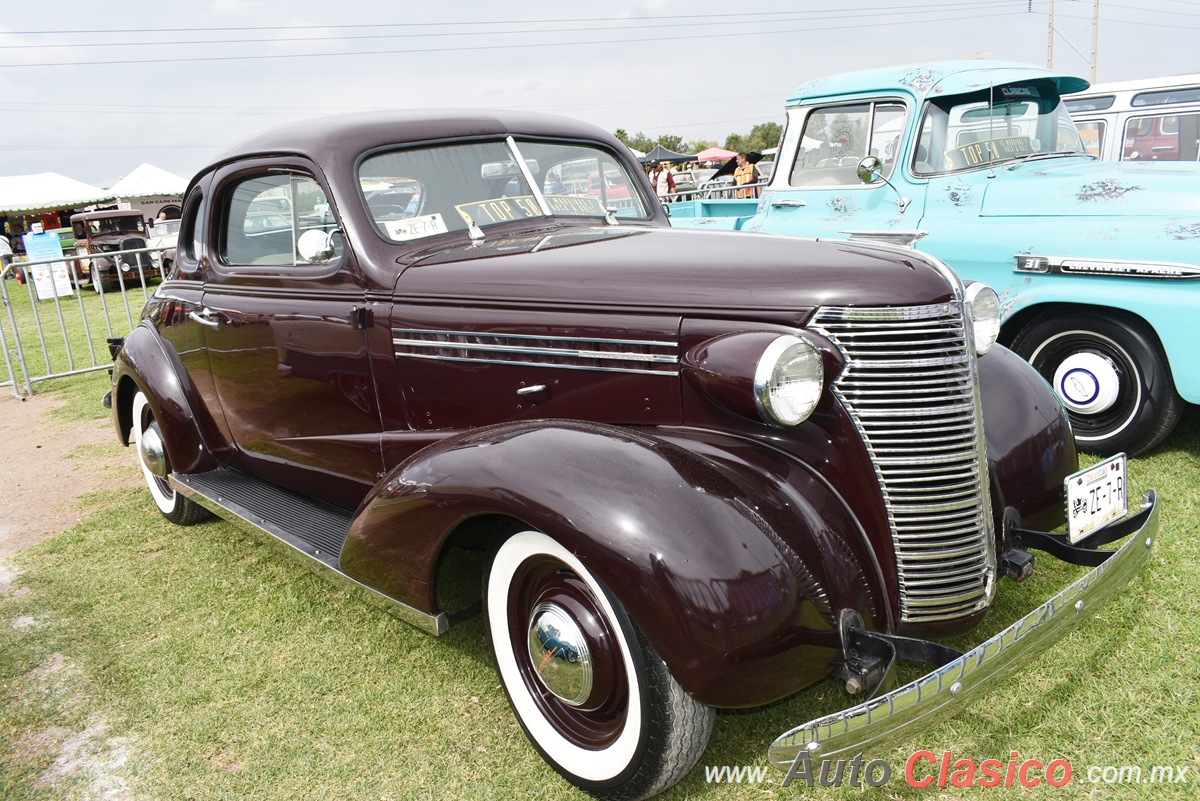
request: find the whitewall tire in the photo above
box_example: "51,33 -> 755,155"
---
484,529 -> 713,800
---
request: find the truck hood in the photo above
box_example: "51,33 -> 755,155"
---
978,157 -> 1200,217
394,226 -> 958,315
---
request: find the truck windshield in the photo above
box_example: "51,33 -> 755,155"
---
913,82 -> 1087,174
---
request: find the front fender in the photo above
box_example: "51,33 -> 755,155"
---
978,344 -> 1076,532
339,419 -> 882,708
112,323 -> 216,475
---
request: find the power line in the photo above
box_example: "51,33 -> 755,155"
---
0,92 -> 787,116
2,2 -> 1018,50
0,9 -> 1024,69
0,1 -> 1019,37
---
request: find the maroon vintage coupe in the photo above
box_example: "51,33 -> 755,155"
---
105,110 -> 1157,799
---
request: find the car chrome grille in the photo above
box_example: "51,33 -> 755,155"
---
810,302 -> 995,624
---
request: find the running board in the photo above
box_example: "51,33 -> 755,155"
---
171,468 -> 449,635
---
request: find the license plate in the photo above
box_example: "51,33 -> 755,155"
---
1065,454 -> 1128,543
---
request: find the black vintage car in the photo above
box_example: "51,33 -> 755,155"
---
70,209 -> 159,292
106,109 -> 1157,800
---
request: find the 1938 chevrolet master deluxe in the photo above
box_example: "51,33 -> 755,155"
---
106,110 -> 1157,800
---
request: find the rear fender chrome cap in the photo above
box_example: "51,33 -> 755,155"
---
138,423 -> 168,479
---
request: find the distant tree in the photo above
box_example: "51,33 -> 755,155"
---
656,134 -> 686,153
687,139 -> 719,154
614,129 -> 629,144
625,131 -> 657,152
744,121 -> 783,154
723,121 -> 783,154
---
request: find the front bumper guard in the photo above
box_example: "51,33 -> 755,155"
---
768,489 -> 1159,769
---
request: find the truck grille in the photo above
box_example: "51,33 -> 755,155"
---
810,302 -> 995,624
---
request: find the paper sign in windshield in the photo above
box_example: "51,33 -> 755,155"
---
385,213 -> 449,241
945,136 -> 1035,169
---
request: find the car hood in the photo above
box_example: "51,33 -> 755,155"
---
394,226 -> 957,315
977,157 -> 1200,217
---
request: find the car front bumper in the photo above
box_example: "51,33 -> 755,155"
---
768,489 -> 1159,769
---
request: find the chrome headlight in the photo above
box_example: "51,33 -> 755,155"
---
753,335 -> 823,426
965,282 -> 1000,356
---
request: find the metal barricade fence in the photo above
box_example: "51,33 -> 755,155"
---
0,245 -> 169,397
668,179 -> 768,202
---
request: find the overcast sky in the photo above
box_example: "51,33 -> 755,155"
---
1,0 -> 1197,188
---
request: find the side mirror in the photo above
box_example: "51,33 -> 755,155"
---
856,155 -> 885,184
297,228 -> 339,264
854,155 -> 912,214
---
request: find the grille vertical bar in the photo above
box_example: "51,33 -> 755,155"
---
811,302 -> 995,624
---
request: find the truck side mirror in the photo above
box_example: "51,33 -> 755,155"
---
856,155 -> 885,184
855,156 -> 911,214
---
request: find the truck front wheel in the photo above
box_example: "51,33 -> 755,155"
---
1010,310 -> 1181,457
484,529 -> 713,800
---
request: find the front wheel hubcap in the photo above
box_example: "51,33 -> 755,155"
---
527,602 -> 593,707
1053,352 -> 1121,414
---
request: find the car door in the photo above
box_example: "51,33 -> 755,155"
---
197,159 -> 384,509
751,101 -> 927,242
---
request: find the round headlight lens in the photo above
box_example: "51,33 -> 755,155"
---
965,282 -> 1000,356
754,335 -> 823,426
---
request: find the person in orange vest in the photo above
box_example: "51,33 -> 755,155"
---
733,153 -> 760,199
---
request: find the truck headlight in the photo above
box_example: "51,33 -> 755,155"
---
965,282 -> 1000,356
754,335 -> 823,426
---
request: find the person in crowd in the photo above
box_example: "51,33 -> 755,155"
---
648,161 -> 675,200
734,153 -> 760,199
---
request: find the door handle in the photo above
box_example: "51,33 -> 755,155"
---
770,199 -> 807,208
516,384 -> 547,396
189,308 -> 220,328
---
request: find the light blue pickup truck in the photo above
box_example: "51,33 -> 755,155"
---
671,61 -> 1200,456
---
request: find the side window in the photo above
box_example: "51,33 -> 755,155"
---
220,173 -> 341,266
179,189 -> 205,265
788,102 -> 906,188
1075,120 -> 1106,158
1123,112 -> 1200,161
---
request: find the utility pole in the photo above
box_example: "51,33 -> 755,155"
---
1091,0 -> 1100,83
1047,0 -> 1055,69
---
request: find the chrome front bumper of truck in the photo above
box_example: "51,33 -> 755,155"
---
768,489 -> 1159,770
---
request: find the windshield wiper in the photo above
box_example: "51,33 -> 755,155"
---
1004,151 -> 1096,170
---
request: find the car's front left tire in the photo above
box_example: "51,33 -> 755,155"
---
484,529 -> 713,801
131,390 -> 210,525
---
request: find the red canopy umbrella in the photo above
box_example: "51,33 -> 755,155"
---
693,146 -> 737,162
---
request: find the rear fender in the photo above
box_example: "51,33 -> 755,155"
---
112,323 -> 217,476
339,419 -> 883,707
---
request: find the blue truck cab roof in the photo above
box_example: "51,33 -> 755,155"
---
785,60 -> 1091,106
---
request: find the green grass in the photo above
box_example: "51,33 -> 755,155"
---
2,381 -> 1198,800
1,271 -> 154,394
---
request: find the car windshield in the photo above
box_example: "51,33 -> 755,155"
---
358,139 -> 649,242
88,216 -> 144,236
151,219 -> 180,236
913,81 -> 1087,174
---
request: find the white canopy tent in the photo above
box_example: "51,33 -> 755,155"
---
108,163 -> 187,199
0,173 -> 114,215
